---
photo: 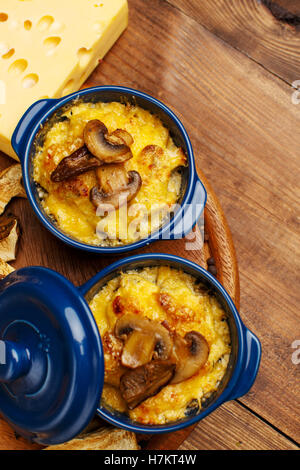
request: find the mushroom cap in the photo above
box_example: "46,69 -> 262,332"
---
170,331 -> 209,384
84,120 -> 133,164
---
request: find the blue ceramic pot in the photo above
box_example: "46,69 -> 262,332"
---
0,254 -> 260,444
82,253 -> 261,435
11,86 -> 207,254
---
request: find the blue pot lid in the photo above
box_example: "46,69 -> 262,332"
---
0,267 -> 104,446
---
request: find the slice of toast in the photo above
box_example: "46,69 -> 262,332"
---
44,427 -> 139,451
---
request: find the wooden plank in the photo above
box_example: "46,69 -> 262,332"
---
179,401 -> 299,450
165,0 -> 300,84
89,0 -> 300,441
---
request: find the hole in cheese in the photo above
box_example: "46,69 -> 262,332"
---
0,13 -> 8,22
24,20 -> 32,30
37,15 -> 54,32
22,73 -> 39,88
77,47 -> 93,68
2,48 -> 15,59
8,59 -> 28,76
43,36 -> 61,55
0,43 -> 9,55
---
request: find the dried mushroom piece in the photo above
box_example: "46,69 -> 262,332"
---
50,146 -> 101,182
115,314 -> 173,368
0,257 -> 14,280
0,215 -> 20,262
90,167 -> 142,212
170,331 -> 209,384
84,120 -> 133,164
0,164 -> 26,215
120,361 -> 176,409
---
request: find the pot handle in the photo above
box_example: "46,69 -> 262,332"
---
171,176 -> 207,239
229,327 -> 261,400
11,98 -> 58,161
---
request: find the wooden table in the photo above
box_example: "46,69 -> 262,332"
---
1,0 -> 300,450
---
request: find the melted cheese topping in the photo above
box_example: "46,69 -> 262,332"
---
33,102 -> 186,246
89,267 -> 231,425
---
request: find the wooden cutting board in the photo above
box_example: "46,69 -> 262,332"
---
0,158 -> 239,449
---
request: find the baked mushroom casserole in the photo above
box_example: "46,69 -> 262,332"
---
89,266 -> 231,425
33,101 -> 187,246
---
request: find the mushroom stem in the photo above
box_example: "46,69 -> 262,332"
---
120,361 -> 176,409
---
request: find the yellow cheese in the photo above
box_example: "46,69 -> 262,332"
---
89,267 -> 231,425
0,0 -> 128,159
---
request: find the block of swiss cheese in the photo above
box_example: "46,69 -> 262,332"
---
0,0 -> 128,160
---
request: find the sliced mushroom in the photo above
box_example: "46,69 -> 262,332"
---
0,215 -> 19,262
115,314 -> 173,368
90,170 -> 142,212
0,165 -> 26,216
120,360 -> 176,409
96,164 -> 130,194
84,120 -> 133,163
170,331 -> 209,384
184,398 -> 200,417
50,146 -> 101,182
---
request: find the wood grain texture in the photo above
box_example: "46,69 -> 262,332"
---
166,0 -> 300,84
88,0 -> 299,441
0,0 -> 299,450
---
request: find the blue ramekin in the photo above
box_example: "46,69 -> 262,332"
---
11,86 -> 207,254
80,253 -> 261,434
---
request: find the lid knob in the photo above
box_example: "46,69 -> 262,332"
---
0,340 -> 31,382
0,266 -> 104,445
